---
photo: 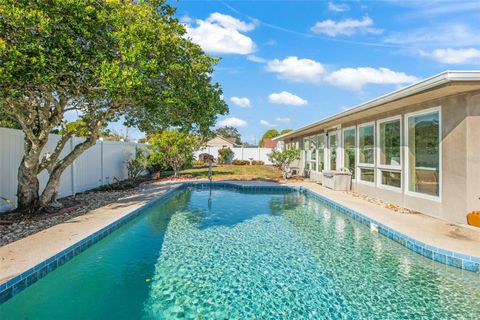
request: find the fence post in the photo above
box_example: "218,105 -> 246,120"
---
70,137 -> 76,196
100,139 -> 104,185
241,146 -> 244,160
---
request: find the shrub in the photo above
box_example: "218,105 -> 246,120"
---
252,160 -> 264,165
147,130 -> 200,176
198,153 -> 214,162
192,160 -> 205,166
268,148 -> 300,179
217,147 -> 234,164
126,147 -> 147,180
96,180 -> 137,191
232,159 -> 249,165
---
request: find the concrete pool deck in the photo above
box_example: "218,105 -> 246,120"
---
2,179 -> 480,289
292,182 -> 480,259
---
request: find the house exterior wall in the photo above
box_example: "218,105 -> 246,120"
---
206,136 -> 235,148
283,90 -> 480,224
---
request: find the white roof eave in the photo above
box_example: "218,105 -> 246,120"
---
273,70 -> 480,141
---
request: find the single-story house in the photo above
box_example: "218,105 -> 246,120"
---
206,136 -> 237,148
273,71 -> 480,224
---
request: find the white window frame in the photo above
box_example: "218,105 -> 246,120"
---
308,135 -> 317,172
358,167 -> 376,186
356,122 -> 375,185
376,115 -> 402,191
357,122 -> 376,168
342,126 -> 356,181
317,134 -> 326,173
404,106 -> 442,202
377,169 -> 402,192
376,115 -> 402,171
326,130 -> 340,171
303,137 -> 309,171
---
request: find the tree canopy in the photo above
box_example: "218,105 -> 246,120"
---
0,0 -> 227,212
259,128 -> 292,146
259,129 -> 279,146
215,126 -> 242,144
148,130 -> 200,177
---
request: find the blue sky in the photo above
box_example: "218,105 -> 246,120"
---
131,0 -> 480,142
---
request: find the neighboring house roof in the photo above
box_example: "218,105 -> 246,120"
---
262,138 -> 278,148
223,136 -> 237,145
274,70 -> 480,141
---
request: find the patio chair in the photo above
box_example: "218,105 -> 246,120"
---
322,168 -> 352,191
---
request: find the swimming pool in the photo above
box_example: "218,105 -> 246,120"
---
1,185 -> 480,319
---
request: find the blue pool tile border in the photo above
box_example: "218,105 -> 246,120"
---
299,187 -> 480,274
1,182 -> 479,304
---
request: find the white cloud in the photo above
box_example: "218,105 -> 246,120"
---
260,120 -> 278,127
218,117 -> 248,127
268,91 -> 308,106
325,67 -> 419,91
179,16 -> 193,24
328,1 -> 349,12
184,13 -> 256,55
275,117 -> 291,123
385,24 -> 480,48
247,55 -> 267,63
423,48 -> 480,64
230,96 -> 251,107
266,56 -> 325,83
207,12 -> 257,32
311,16 -> 382,37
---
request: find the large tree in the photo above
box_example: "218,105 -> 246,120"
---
0,0 -> 227,213
215,126 -> 242,144
259,129 -> 280,146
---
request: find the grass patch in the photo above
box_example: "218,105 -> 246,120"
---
162,165 -> 283,181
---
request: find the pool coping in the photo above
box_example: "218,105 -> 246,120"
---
1,181 -> 479,304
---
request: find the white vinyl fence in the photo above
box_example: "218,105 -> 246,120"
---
0,127 -> 138,212
194,146 -> 274,164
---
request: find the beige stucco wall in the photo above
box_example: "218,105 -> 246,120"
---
466,93 -> 480,216
206,136 -> 235,148
285,90 -> 480,224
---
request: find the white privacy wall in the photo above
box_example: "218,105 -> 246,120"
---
193,147 -> 274,164
0,128 -> 137,212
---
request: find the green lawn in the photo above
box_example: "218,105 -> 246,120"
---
175,165 -> 283,181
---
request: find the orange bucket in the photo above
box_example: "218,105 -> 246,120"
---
467,211 -> 480,227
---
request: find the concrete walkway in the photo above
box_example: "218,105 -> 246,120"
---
2,180 -> 480,286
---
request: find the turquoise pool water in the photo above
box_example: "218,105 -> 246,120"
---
1,186 -> 480,319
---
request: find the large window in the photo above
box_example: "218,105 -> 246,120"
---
309,136 -> 317,171
303,137 -> 310,170
357,123 -> 374,183
343,128 -> 356,178
358,124 -> 375,165
377,117 -> 402,189
379,118 -> 401,167
329,134 -> 338,171
406,110 -> 440,198
360,168 -> 375,183
317,134 -> 325,172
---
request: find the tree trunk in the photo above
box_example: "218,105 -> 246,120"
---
16,159 -> 40,213
16,139 -> 43,213
38,137 -> 97,209
38,165 -> 63,208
